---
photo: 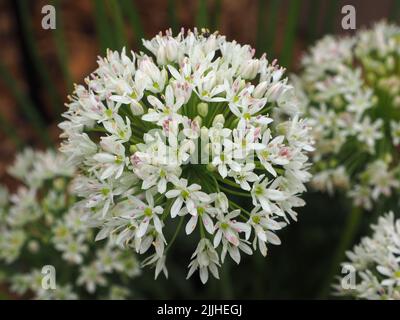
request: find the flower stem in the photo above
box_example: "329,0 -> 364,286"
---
318,205 -> 363,298
165,215 -> 184,253
219,185 -> 252,198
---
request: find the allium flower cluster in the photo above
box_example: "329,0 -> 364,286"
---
59,29 -> 313,283
0,149 -> 140,299
335,212 -> 400,300
297,21 -> 400,210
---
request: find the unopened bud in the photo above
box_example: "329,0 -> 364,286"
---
212,114 -> 225,127
197,102 -> 209,117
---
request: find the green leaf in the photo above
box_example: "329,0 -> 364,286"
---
92,0 -> 114,52
196,0 -> 209,29
109,0 -> 127,50
120,0 -> 145,47
280,0 -> 301,68
264,0 -> 279,56
51,0 -> 72,92
0,62 -> 51,146
17,0 -> 62,115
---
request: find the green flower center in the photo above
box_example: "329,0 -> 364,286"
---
252,215 -> 261,224
181,190 -> 190,199
255,185 -> 264,196
101,188 -> 110,196
144,207 -> 153,217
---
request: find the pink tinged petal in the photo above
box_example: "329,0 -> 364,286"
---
170,197 -> 183,218
225,229 -> 239,246
213,230 -> 222,248
185,215 -> 198,235
202,214 -> 215,234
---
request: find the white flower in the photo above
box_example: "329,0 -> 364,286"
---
391,121 -> 400,145
165,178 -> 211,218
299,21 -> 400,210
59,28 -> 313,282
354,117 -> 383,152
336,212 -> 400,300
93,137 -> 128,180
251,175 -> 287,213
214,210 -> 251,248
129,191 -> 163,238
184,199 -> 217,235
1,149 -> 141,299
248,206 -> 283,256
187,239 -> 220,284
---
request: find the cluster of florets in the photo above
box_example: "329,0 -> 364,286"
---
335,212 -> 400,300
0,149 -> 140,299
59,28 -> 313,283
297,21 -> 400,210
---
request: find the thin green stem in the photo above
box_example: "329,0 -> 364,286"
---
165,215 -> 184,252
219,185 -> 252,198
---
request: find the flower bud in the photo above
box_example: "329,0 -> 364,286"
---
165,39 -> 178,62
240,59 -> 260,80
212,114 -> 225,127
194,115 -> 202,127
197,102 -> 209,117
253,81 -> 269,98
